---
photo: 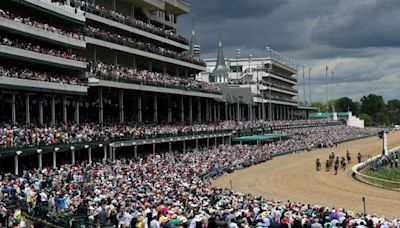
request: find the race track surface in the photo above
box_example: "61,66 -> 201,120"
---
212,131 -> 400,218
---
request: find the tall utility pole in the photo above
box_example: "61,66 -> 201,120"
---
308,67 -> 312,105
302,65 -> 306,106
236,49 -> 240,85
326,66 -> 329,111
331,70 -> 335,112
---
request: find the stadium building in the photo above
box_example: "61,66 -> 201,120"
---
0,0 -> 234,173
199,43 -> 315,120
0,0 -> 315,175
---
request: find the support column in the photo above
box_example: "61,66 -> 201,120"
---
88,148 -> 92,163
214,137 -> 217,146
103,145 -> 107,160
51,96 -> 56,125
169,142 -> 172,153
183,140 -> 186,153
168,95 -> 172,122
206,138 -> 210,148
71,148 -> 75,165
225,103 -> 228,121
25,94 -> 30,124
258,104 -> 262,120
53,151 -> 57,169
63,96 -> 67,123
180,96 -> 184,122
213,103 -> 217,122
14,155 -> 19,175
149,60 -> 153,72
153,94 -> 158,122
237,102 -> 240,121
280,106 -> 283,120
38,152 -> 42,170
109,146 -> 113,160
163,63 -> 167,75
195,139 -> 199,148
189,97 -> 193,122
205,99 -> 209,121
98,88 -> 104,125
134,146 -> 138,159
248,103 -> 252,121
119,90 -> 124,123
152,144 -> 156,157
137,95 -> 142,122
75,99 -> 80,124
197,98 -> 201,121
217,103 -> 221,121
11,92 -> 16,124
39,96 -> 44,126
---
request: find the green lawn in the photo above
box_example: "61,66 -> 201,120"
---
361,166 -> 400,189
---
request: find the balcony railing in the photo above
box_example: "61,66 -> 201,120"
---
85,28 -> 205,66
74,1 -> 189,45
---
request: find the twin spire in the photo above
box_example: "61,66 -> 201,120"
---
189,16 -> 200,57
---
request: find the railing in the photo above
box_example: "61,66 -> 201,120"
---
82,3 -> 188,45
0,129 -> 232,156
85,30 -> 205,66
92,73 -> 222,95
352,146 -> 400,190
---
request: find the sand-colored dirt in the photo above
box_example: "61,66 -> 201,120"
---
212,131 -> 400,218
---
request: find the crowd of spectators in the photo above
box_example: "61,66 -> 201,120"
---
0,119 -> 379,154
0,127 -> 397,227
0,66 -> 85,86
71,0 -> 189,45
1,36 -> 86,62
0,9 -> 84,41
89,61 -> 221,94
85,26 -> 205,66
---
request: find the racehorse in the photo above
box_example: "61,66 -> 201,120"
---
325,159 -> 331,172
346,151 -> 351,164
316,159 -> 321,171
341,157 -> 347,170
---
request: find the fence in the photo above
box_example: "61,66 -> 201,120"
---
352,146 -> 400,190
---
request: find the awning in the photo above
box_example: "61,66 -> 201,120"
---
232,133 -> 289,142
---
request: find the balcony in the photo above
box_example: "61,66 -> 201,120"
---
0,18 -> 86,49
85,12 -> 188,50
0,77 -> 87,95
0,45 -> 87,70
85,35 -> 205,71
88,77 -> 222,99
13,0 -> 85,23
149,14 -> 177,29
165,0 -> 191,15
264,72 -> 297,85
83,3 -> 189,47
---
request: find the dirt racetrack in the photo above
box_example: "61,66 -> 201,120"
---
212,131 -> 400,218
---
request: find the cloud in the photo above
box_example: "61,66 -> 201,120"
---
177,0 -> 400,102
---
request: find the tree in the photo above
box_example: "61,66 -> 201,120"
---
374,112 -> 390,126
387,99 -> 400,124
359,113 -> 372,126
360,94 -> 387,116
335,97 -> 359,114
311,101 -> 327,112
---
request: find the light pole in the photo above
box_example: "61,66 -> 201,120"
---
309,66 -> 312,106
302,65 -> 306,106
268,64 -> 273,121
331,70 -> 335,112
325,66 -> 329,112
236,49 -> 240,85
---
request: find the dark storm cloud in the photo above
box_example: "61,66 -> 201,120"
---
177,0 -> 400,101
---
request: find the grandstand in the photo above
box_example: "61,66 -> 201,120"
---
0,0 -> 398,227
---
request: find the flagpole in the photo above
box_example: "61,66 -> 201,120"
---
326,66 -> 329,111
309,67 -> 312,105
331,70 -> 335,112
303,65 -> 306,105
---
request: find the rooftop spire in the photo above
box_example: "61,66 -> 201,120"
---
189,15 -> 200,57
213,32 -> 229,73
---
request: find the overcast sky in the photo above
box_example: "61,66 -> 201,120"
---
177,0 -> 400,103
